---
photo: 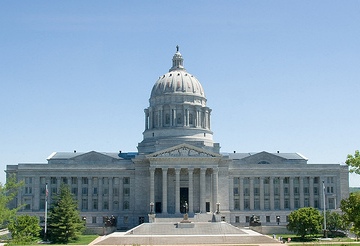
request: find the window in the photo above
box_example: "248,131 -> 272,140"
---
189,113 -> 193,125
234,177 -> 239,185
244,199 -> 250,210
254,187 -> 259,195
294,187 -> 299,195
294,198 -> 300,209
274,199 -> 280,210
82,177 -> 88,184
82,187 -> 88,195
93,199 -> 98,210
124,188 -> 130,196
284,187 -> 289,194
93,187 -> 98,195
235,216 -> 240,223
245,216 -> 250,223
314,177 -> 319,184
314,187 -> 318,195
25,187 -> 32,194
82,199 -> 88,210
254,199 -> 260,210
51,177 -> 57,184
304,187 -> 309,194
71,177 -> 77,184
123,177 -> 130,185
61,177 -> 68,184
113,188 -> 119,196
266,216 -> 270,223
123,201 -> 130,210
103,201 -> 109,210
177,113 -> 182,124
92,217 -> 97,224
284,199 -> 289,209
234,199 -> 240,210
165,113 -> 170,125
71,187 -> 78,195
25,177 -> 32,184
284,177 -> 289,184
234,187 -> 239,195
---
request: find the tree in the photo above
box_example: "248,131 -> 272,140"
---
8,214 -> 41,244
47,184 -> 85,243
325,210 -> 348,236
287,207 -> 322,239
346,150 -> 360,174
340,192 -> 360,239
0,174 -> 24,228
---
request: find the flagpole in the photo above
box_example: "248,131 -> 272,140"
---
44,183 -> 48,241
322,180 -> 327,238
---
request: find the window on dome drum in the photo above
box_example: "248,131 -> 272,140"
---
189,113 -> 193,125
177,113 -> 182,124
165,113 -> 170,125
258,161 -> 270,164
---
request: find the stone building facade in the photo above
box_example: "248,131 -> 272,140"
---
6,47 -> 349,229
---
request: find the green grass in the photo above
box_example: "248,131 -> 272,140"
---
67,234 -> 99,245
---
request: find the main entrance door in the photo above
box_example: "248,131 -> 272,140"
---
180,187 -> 189,214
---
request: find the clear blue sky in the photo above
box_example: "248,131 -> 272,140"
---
1,1 -> 359,186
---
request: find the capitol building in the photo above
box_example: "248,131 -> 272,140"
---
6,47 -> 349,230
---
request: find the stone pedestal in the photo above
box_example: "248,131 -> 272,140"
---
148,213 -> 156,223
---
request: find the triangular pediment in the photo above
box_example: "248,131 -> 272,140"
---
71,151 -> 116,163
147,143 -> 220,158
242,151 -> 286,164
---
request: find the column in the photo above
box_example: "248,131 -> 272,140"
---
249,177 -> 254,210
98,177 -> 103,210
109,177 -> 113,211
145,109 -> 149,130
300,177 -> 304,207
200,168 -> 206,213
188,168 -> 194,213
88,177 -> 92,211
149,168 -> 155,204
290,177 -> 294,209
260,177 -> 264,210
239,177 -> 244,210
309,177 -> 314,207
212,168 -> 219,212
280,177 -> 284,210
270,177 -> 274,210
119,177 -> 124,211
162,168 -> 168,214
77,177 -> 82,209
229,176 -> 234,210
175,168 -> 181,213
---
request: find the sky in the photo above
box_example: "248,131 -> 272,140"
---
0,1 -> 359,186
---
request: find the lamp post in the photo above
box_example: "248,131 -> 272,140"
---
150,202 -> 154,214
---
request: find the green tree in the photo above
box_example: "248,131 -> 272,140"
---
346,150 -> 360,174
47,184 -> 85,243
325,210 -> 348,236
0,175 -> 24,228
287,207 -> 322,239
340,192 -> 360,239
8,214 -> 41,244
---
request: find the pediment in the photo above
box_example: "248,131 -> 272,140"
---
147,143 -> 220,158
71,151 -> 116,163
242,151 -> 286,164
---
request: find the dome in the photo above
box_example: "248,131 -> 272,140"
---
150,46 -> 205,99
150,70 -> 205,98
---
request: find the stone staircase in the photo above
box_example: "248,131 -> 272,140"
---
153,213 -> 214,223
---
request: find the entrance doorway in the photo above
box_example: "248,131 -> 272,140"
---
180,187 -> 189,213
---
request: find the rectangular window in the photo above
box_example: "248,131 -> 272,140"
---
294,198 -> 300,208
304,198 -> 309,207
234,177 -> 239,185
234,199 -> 240,210
314,187 -> 318,195
93,187 -> 98,195
82,199 -> 88,210
245,216 -> 250,223
284,187 -> 289,194
274,199 -> 280,210
254,187 -> 259,195
244,199 -> 250,210
314,177 -> 319,184
284,177 -> 289,184
266,216 -> 270,223
82,187 -> 88,195
92,217 -> 97,224
235,216 -> 240,223
123,201 -> 130,210
264,199 -> 270,210
93,199 -> 98,210
124,187 -> 130,196
103,201 -> 109,210
82,177 -> 88,185
123,177 -> 130,185
61,177 -> 68,184
51,177 -> 57,184
72,187 -> 78,195
234,187 -> 239,195
113,188 -> 119,196
304,187 -> 309,194
25,177 -> 32,184
294,187 -> 299,195
71,177 -> 78,185
254,199 -> 260,210
284,199 -> 289,209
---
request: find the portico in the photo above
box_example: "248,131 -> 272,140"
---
147,144 -> 221,215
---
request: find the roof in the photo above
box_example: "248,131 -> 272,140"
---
224,152 -> 308,161
47,151 -> 137,160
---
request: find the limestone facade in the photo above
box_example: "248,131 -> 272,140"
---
6,48 -> 349,229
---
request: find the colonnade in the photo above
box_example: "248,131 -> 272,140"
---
149,167 -> 219,214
